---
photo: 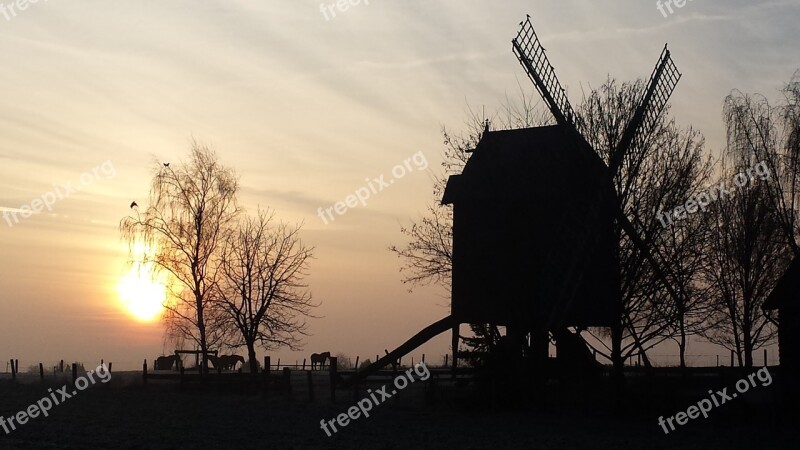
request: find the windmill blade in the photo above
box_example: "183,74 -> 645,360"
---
609,45 -> 682,178
512,16 -> 581,132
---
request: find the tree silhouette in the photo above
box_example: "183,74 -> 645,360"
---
217,210 -> 316,374
577,78 -> 713,369
697,75 -> 800,366
121,143 -> 240,374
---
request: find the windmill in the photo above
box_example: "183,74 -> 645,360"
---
346,15 -> 686,388
511,15 -> 687,338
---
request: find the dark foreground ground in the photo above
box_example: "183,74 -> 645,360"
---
0,371 -> 795,449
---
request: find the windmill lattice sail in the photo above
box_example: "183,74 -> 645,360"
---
512,16 -> 580,132
610,45 -> 682,176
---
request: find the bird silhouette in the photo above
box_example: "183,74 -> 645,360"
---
130,201 -> 138,209
163,163 -> 170,168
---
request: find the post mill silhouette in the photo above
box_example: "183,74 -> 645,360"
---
348,15 -> 685,400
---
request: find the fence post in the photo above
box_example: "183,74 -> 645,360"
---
302,358 -> 306,371
353,363 -> 360,403
428,372 -> 437,405
282,367 -> 291,393
444,354 -> 449,368
354,356 -> 360,370
307,370 -> 315,401
10,359 -> 16,381
39,363 -> 44,381
108,362 -> 112,373
142,359 -> 148,386
60,360 -> 64,373
262,356 -> 271,395
392,359 -> 400,403
71,363 -> 78,383
329,357 -> 338,402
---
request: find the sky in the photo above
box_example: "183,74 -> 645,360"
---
0,0 -> 798,370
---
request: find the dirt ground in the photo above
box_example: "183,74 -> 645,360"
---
0,371 -> 794,449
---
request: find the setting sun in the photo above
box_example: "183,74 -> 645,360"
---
116,242 -> 167,322
116,265 -> 167,322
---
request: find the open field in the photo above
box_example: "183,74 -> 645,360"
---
0,370 -> 794,449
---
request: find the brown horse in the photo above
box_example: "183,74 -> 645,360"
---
208,355 -> 245,371
310,352 -> 330,370
155,355 -> 180,371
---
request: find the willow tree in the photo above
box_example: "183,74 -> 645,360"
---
698,75 -> 799,366
724,72 -> 800,253
121,144 -> 240,373
218,210 -> 315,374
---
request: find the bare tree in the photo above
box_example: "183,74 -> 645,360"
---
577,78 -> 712,368
218,210 -> 316,374
700,158 -> 787,366
697,76 -> 800,366
121,143 -> 240,373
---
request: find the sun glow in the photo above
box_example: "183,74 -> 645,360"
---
117,244 -> 168,322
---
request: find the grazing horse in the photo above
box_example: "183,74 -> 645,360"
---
220,355 -> 245,371
310,352 -> 331,370
208,355 -> 245,371
155,355 -> 180,371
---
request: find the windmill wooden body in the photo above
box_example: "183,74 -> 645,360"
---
442,16 -> 684,366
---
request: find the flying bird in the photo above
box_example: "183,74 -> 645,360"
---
130,201 -> 138,209
163,163 -> 170,168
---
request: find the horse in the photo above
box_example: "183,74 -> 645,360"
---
155,355 -> 180,371
208,355 -> 245,371
310,352 -> 331,370
220,355 -> 245,371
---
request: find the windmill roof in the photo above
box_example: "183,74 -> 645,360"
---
442,125 -> 611,205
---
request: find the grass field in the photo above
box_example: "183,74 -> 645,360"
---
0,370 -> 794,449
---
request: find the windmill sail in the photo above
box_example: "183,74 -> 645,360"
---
511,16 -> 687,331
512,16 -> 581,132
609,45 -> 682,177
